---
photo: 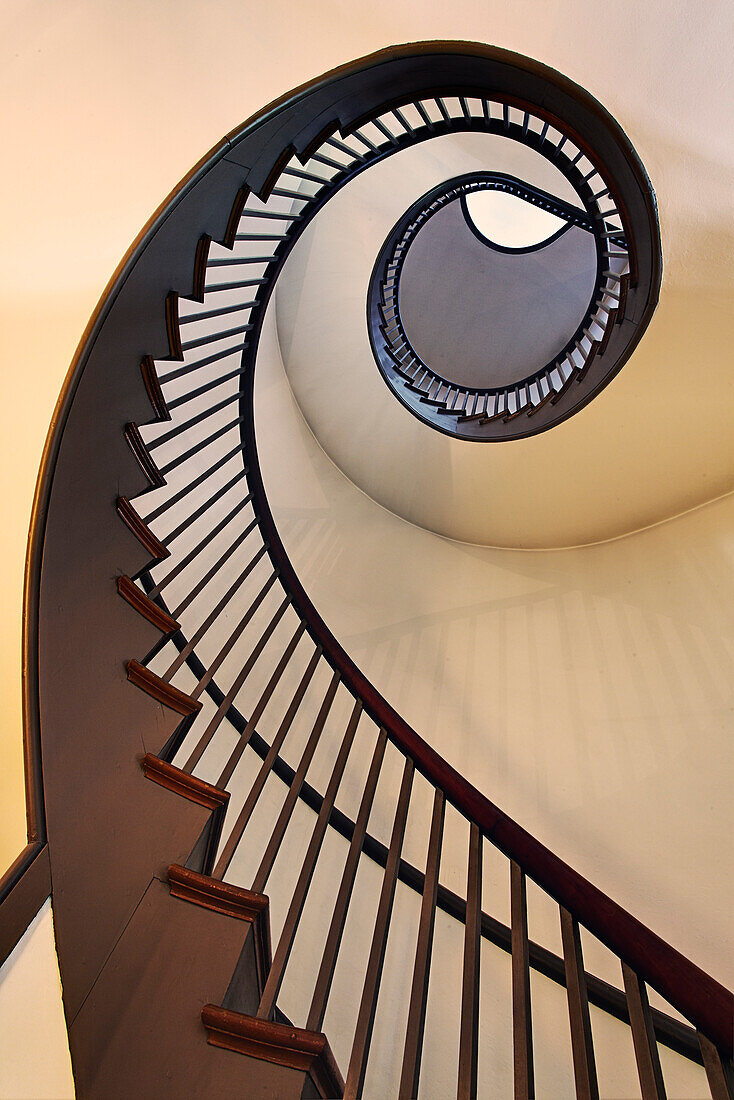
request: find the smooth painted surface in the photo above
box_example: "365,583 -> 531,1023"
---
276,130 -> 734,547
255,307 -> 723,1095
259,303 -> 734,988
0,900 -> 75,1098
3,0 -> 732,877
398,198 -> 596,387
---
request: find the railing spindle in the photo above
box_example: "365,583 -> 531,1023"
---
560,907 -> 599,1100
398,788 -> 445,1100
306,728 -> 387,1032
212,646 -> 322,879
344,757 -> 414,1100
214,622 -> 308,788
511,861 -> 535,1099
147,496 -> 253,598
622,962 -> 667,1099
249,670 -> 341,894
187,572 -> 279,701
458,822 -> 483,1100
164,541 -> 266,679
256,699 -> 363,1020
698,1032 -> 734,1100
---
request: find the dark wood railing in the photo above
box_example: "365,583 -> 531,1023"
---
16,40 -> 730,1100
117,70 -> 728,1098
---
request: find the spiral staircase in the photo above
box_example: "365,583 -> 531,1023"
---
2,41 -> 732,1099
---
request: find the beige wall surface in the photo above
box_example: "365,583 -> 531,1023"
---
1,4 -> 732,1091
0,900 -> 75,1098
255,307 -> 728,1096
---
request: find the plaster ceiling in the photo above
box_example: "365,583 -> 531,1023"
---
275,128 -> 734,548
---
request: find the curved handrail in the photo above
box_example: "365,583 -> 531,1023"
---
17,40 -> 728,1097
242,366 -> 734,1055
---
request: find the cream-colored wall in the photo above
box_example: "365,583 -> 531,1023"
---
276,132 -> 734,546
259,302 -> 734,994
0,900 -> 75,1098
253,306 -> 725,1096
3,0 -> 733,869
1,2 -> 732,1091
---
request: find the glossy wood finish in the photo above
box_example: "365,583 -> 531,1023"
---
116,495 -> 170,560
622,962 -> 667,1100
117,574 -> 179,635
458,823 -> 483,1100
141,754 -> 228,813
201,1005 -> 344,1098
560,908 -> 599,1100
167,863 -> 268,924
399,788 -> 445,1100
127,659 -> 201,716
511,861 -> 535,1100
124,421 -> 166,488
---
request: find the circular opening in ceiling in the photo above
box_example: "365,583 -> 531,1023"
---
394,173 -> 600,391
364,90 -> 660,442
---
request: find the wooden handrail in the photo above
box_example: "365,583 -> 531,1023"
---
243,389 -> 733,1055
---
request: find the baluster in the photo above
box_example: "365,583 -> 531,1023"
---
249,670 -> 341,893
256,699 -> 363,1020
344,757 -> 414,1100
560,908 -> 599,1100
511,861 -> 535,1099
164,541 -> 266,678
159,472 -> 248,546
212,646 -> 322,879
214,622 -> 307,788
698,1032 -> 734,1100
306,729 -> 387,1032
141,441 -> 246,524
398,788 -> 445,1100
170,517 -> 259,619
187,572 -> 279,701
180,593 -> 291,768
621,962 -> 666,1099
146,496 -> 253,598
458,822 -> 483,1100
158,414 -> 247,478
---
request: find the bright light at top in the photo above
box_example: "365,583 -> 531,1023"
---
464,189 -> 570,250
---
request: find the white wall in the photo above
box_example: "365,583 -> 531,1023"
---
276,130 -> 734,547
2,3 -> 732,1095
255,302 -> 731,1096
3,0 -> 734,873
0,900 -> 75,1098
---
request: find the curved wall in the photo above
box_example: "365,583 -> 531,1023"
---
258,305 -> 734,1007
275,132 -> 734,548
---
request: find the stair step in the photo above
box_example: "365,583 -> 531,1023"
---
141,754 -> 227,813
201,1005 -> 344,1099
167,865 -> 271,993
117,575 -> 179,635
127,661 -> 202,717
116,497 -> 170,561
168,864 -> 267,924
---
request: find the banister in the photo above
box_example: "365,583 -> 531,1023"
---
16,40 -> 724,1096
242,384 -> 733,1055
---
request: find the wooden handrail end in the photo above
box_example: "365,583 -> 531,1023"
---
201,1005 -> 344,1097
